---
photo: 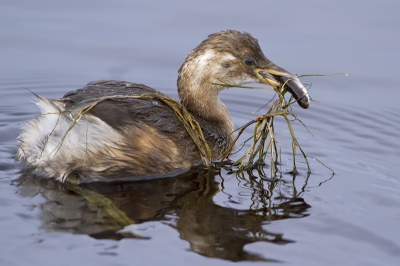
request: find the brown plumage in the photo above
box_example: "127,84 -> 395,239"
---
17,30 -> 309,181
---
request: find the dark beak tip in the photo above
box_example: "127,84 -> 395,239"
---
299,97 -> 310,109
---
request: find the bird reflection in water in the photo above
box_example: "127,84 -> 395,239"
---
14,167 -> 311,262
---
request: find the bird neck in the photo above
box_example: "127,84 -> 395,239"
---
177,78 -> 235,143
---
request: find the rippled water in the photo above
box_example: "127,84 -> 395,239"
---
1,1 -> 400,265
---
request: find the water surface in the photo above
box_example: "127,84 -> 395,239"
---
1,1 -> 399,265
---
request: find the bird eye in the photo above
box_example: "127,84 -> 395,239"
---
244,57 -> 256,66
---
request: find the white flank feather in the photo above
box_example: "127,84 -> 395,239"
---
16,95 -> 122,181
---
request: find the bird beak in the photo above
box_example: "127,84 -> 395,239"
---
255,67 -> 310,109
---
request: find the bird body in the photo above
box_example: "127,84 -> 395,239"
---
17,30 -> 309,181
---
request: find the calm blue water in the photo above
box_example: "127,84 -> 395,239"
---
1,1 -> 399,265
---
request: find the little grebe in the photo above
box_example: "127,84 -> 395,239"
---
17,30 -> 309,181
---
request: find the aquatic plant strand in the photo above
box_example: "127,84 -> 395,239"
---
217,78 -> 312,177
40,93 -> 213,168
64,176 -> 135,227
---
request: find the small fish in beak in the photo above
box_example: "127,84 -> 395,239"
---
257,69 -> 310,109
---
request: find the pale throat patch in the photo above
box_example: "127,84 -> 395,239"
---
196,49 -> 217,71
188,51 -> 240,92
219,53 -> 259,85
189,51 -> 261,91
221,53 -> 236,62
